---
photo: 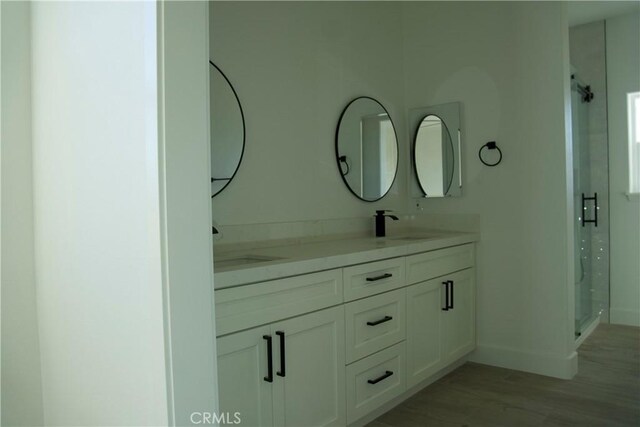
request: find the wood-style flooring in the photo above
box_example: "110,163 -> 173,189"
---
369,324 -> 640,427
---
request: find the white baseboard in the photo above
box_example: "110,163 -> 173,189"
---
610,308 -> 640,327
468,344 -> 578,379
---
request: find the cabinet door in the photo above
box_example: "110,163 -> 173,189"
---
217,326 -> 273,426
272,306 -> 346,427
406,278 -> 446,389
443,268 -> 476,363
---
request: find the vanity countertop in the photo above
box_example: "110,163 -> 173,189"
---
213,230 -> 479,289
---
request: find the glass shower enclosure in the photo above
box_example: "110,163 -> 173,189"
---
571,73 -> 610,338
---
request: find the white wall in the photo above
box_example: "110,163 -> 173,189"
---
209,1 -> 407,226
0,2 -> 44,425
607,12 -> 640,327
159,1 -> 219,424
1,2 -> 3,417
0,3 -> 2,419
30,2 -> 168,424
401,1 -> 576,378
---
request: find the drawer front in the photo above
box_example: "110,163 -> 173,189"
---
215,269 -> 343,336
406,244 -> 474,285
343,258 -> 405,301
345,289 -> 406,364
346,342 -> 406,424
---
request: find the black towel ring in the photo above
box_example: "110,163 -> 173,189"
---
478,141 -> 502,167
338,155 -> 351,176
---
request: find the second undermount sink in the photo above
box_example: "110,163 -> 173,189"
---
215,255 -> 285,269
390,234 -> 441,241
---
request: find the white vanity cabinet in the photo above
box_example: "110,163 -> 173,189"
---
217,306 -> 346,427
214,236 -> 477,427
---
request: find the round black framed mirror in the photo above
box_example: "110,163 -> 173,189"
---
335,97 -> 399,202
413,114 -> 455,197
210,61 -> 245,197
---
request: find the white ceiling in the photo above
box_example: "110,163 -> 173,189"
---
568,1 -> 640,27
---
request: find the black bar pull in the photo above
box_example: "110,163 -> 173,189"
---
275,331 -> 286,377
367,316 -> 393,326
366,273 -> 393,282
263,335 -> 273,383
449,280 -> 454,309
367,370 -> 394,385
581,193 -> 599,227
442,281 -> 449,311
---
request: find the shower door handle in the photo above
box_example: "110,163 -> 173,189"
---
581,193 -> 598,227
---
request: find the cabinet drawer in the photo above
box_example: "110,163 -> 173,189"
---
343,258 -> 405,301
406,244 -> 474,285
215,269 -> 343,336
345,289 -> 406,363
346,342 -> 406,424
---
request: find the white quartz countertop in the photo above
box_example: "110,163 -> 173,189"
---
213,230 -> 479,289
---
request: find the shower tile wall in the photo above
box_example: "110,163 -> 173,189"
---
570,21 -> 610,322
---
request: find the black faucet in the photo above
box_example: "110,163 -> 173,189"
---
212,219 -> 221,236
375,210 -> 399,237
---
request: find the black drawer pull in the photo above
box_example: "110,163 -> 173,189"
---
366,273 -> 393,282
442,281 -> 449,311
276,331 -> 286,377
367,370 -> 394,384
367,316 -> 393,326
263,335 -> 273,383
449,280 -> 454,309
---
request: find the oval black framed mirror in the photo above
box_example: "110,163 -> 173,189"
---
413,114 -> 455,197
335,97 -> 399,202
210,60 -> 245,197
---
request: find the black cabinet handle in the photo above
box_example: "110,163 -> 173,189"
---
367,370 -> 394,384
367,316 -> 393,326
366,273 -> 393,282
263,335 -> 273,383
442,281 -> 449,311
449,280 -> 454,309
275,331 -> 286,377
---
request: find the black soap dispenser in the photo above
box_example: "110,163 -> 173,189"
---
375,210 -> 399,237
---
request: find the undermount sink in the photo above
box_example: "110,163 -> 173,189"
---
215,255 -> 284,268
390,235 -> 441,241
